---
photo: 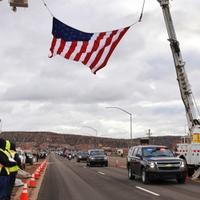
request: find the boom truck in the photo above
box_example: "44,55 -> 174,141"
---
157,0 -> 200,178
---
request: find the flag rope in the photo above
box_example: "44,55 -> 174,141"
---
138,0 -> 146,22
41,0 -> 146,30
129,0 -> 146,27
41,0 -> 54,17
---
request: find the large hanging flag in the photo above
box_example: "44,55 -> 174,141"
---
49,18 -> 130,74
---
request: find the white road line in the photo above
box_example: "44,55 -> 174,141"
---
136,186 -> 160,197
97,171 -> 105,175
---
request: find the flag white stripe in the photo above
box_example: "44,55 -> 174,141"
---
60,42 -> 72,57
91,29 -> 124,73
85,32 -> 112,66
79,34 -> 102,62
69,42 -> 83,60
53,39 -> 61,56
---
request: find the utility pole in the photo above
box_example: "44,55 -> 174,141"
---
146,129 -> 153,144
146,129 -> 152,139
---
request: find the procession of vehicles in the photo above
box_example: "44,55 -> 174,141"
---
57,146 -> 189,184
58,149 -> 108,167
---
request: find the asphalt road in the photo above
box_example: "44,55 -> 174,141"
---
38,153 -> 200,200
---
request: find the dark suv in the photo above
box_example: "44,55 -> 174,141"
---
127,145 -> 187,184
87,149 -> 108,167
76,151 -> 88,162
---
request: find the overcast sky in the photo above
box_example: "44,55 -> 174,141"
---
0,0 -> 200,139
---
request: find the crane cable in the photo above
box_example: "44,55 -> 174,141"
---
41,0 -> 146,28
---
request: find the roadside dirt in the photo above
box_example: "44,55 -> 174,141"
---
11,160 -> 45,200
108,156 -> 126,168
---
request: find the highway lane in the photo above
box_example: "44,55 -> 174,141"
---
38,153 -> 200,200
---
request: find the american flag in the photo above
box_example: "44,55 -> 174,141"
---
49,18 -> 130,74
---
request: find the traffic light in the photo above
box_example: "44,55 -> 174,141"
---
9,0 -> 28,11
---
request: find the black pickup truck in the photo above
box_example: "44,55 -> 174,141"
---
127,145 -> 187,184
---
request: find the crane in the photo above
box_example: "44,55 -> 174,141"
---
157,0 -> 200,178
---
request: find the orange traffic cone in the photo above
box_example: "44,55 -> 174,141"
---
20,183 -> 28,200
28,174 -> 36,188
35,169 -> 40,179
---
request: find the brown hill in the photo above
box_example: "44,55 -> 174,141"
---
0,131 -> 181,150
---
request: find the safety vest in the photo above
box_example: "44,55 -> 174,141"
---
9,150 -> 19,173
5,140 -> 19,173
0,148 -> 10,175
5,140 -> 11,151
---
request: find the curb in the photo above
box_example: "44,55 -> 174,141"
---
14,160 -> 48,200
30,162 -> 48,200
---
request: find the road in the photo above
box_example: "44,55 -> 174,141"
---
38,153 -> 200,200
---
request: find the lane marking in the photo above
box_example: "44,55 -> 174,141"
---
97,171 -> 105,175
136,186 -> 160,197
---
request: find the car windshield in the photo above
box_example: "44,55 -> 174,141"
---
90,151 -> 104,156
142,147 -> 174,157
79,152 -> 88,156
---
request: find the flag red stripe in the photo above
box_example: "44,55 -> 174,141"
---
93,27 -> 129,73
64,41 -> 77,59
89,30 -> 118,69
93,27 -> 129,74
74,41 -> 89,61
57,39 -> 66,55
49,37 -> 57,57
82,32 -> 106,65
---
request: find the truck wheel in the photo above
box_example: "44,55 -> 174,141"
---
177,177 -> 186,184
128,168 -> 135,180
141,168 -> 149,184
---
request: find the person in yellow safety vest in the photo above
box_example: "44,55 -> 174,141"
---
5,141 -> 21,200
0,138 -> 16,200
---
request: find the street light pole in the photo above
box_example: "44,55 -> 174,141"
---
106,106 -> 133,146
82,126 -> 98,148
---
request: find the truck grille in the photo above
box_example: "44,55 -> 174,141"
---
156,161 -> 181,170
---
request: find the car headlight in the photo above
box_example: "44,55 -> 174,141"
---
104,156 -> 108,160
148,161 -> 155,168
90,157 -> 95,160
79,156 -> 82,158
180,161 -> 185,168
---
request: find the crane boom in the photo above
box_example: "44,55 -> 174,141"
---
157,0 -> 200,140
